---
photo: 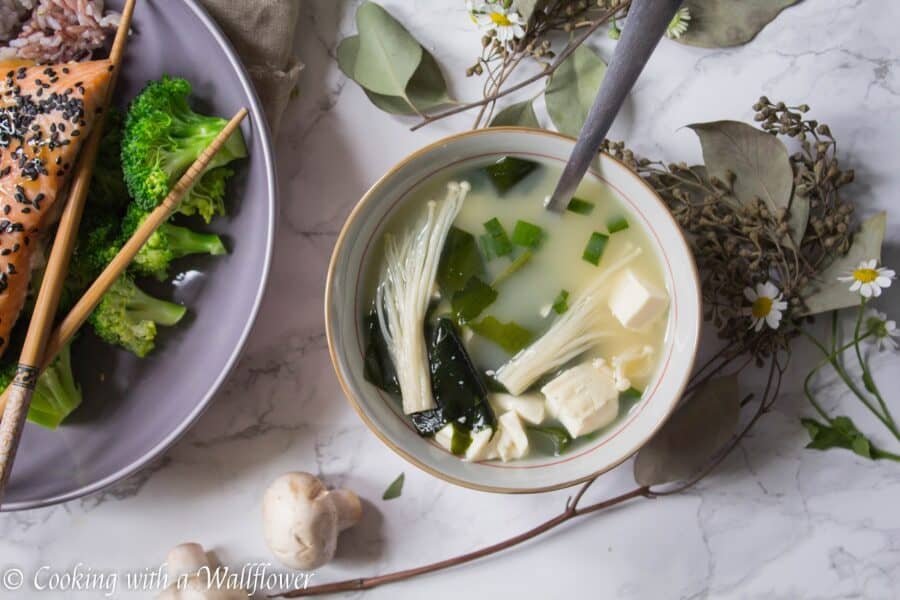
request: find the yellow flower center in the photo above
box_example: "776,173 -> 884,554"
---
751,296 -> 773,319
489,11 -> 513,26
853,268 -> 878,283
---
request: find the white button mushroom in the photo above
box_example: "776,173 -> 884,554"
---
156,543 -> 246,600
262,472 -> 363,570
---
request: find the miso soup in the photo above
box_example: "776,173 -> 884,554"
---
363,156 -> 670,463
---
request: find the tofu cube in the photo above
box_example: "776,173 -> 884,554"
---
489,392 -> 546,425
608,270 -> 669,331
491,411 -> 529,462
541,362 -> 620,438
464,427 -> 494,462
434,423 -> 456,452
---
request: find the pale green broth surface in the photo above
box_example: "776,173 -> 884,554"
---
364,156 -> 670,457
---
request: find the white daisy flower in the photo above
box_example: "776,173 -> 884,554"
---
865,309 -> 899,352
838,259 -> 895,298
469,1 -> 526,43
666,7 -> 691,39
743,281 -> 788,332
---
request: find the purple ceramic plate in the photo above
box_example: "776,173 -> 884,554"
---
1,0 -> 276,510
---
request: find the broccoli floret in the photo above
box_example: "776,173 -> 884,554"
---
89,274 -> 187,358
0,340 -> 82,429
180,166 -> 233,223
120,204 -> 226,280
62,209 -> 121,312
28,340 -> 83,429
122,76 -> 246,218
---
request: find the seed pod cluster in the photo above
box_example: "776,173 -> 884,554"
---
601,100 -> 857,362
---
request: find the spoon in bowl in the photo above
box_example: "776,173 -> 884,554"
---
545,0 -> 683,213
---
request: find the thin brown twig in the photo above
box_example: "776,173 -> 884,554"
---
275,350 -> 783,598
273,485 -> 651,598
410,6 -> 619,132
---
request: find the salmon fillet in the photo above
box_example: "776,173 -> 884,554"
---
0,59 -> 112,357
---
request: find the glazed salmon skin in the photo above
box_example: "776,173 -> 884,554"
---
0,59 -> 112,357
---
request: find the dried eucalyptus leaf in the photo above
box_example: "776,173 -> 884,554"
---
338,35 -> 451,115
490,100 -> 540,128
545,45 -> 607,137
353,2 -> 423,98
675,0 -> 800,48
800,212 -> 886,316
633,375 -> 740,487
789,193 -> 810,247
689,120 -> 793,217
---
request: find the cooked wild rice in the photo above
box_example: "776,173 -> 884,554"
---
0,0 -> 118,63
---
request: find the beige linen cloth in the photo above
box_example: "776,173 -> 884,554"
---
199,0 -> 302,132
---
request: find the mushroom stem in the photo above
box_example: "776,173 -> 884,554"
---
330,489 -> 363,531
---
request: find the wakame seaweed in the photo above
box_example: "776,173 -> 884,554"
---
363,310 -> 400,396
437,226 -> 483,294
410,318 -> 495,437
484,156 -> 539,193
451,276 -> 498,324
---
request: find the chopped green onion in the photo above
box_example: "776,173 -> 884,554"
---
479,233 -> 496,260
470,316 -> 533,354
482,218 -> 513,257
607,215 -> 630,233
451,277 -> 498,324
511,220 -> 543,249
484,156 -> 539,193
582,232 -> 609,265
551,289 -> 570,315
437,227 -> 483,294
527,426 -> 573,456
566,197 -> 594,215
491,250 -> 533,287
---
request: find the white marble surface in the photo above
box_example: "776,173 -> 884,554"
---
3,1 -> 900,598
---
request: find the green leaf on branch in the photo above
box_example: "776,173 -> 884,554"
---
490,100 -> 540,128
545,45 -> 607,137
801,416 -> 884,460
337,3 -> 452,115
689,120 -> 794,213
800,212 -> 886,316
353,3 -> 421,96
633,375 -> 740,487
675,0 -> 801,48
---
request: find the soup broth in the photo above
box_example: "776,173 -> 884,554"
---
363,155 -> 670,463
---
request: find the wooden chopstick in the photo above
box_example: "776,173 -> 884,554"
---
0,0 -> 137,502
0,108 -> 248,423
44,107 -> 249,362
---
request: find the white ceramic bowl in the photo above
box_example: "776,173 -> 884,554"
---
326,128 -> 701,493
